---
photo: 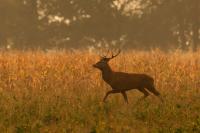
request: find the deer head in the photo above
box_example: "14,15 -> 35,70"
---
93,49 -> 121,70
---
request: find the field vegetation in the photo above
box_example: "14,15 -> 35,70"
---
0,50 -> 200,133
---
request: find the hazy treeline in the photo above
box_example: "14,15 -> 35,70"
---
0,0 -> 199,50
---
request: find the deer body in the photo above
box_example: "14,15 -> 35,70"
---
107,72 -> 154,90
93,50 -> 162,103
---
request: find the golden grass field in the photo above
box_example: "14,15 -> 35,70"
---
0,49 -> 200,133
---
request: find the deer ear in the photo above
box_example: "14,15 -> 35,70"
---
106,58 -> 111,62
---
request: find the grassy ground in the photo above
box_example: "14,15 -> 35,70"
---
0,50 -> 200,133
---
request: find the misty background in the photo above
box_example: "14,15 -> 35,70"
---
0,0 -> 199,51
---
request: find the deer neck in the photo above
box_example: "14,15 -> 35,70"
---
101,65 -> 113,82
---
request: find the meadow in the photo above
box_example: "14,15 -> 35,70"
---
0,49 -> 200,133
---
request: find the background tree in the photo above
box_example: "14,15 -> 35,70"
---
137,0 -> 200,51
0,0 -> 199,50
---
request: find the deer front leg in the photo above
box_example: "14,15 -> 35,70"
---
121,91 -> 128,104
103,90 -> 120,102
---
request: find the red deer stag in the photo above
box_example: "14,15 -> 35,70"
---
93,50 -> 162,103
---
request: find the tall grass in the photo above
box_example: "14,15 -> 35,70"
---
0,50 -> 200,133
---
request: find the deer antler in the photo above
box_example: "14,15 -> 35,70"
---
110,49 -> 121,59
100,49 -> 110,58
100,49 -> 121,59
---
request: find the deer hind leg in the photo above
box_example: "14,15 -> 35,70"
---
134,88 -> 149,105
137,88 -> 150,101
146,86 -> 163,102
103,90 -> 120,102
121,91 -> 128,104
